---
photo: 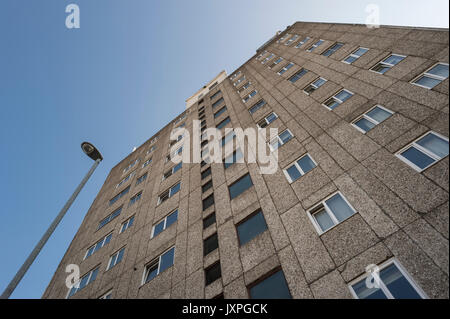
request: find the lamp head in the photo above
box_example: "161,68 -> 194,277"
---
81,142 -> 103,161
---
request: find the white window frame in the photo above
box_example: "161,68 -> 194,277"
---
162,162 -> 182,180
107,247 -> 125,270
142,158 -> 153,168
230,71 -> 241,80
342,47 -> 369,64
295,36 -> 310,48
322,89 -> 354,110
277,62 -> 294,75
243,90 -> 258,103
303,77 -> 327,95
261,53 -> 275,65
151,209 -> 179,238
396,131 -> 449,172
146,145 -> 156,155
142,247 -> 175,285
282,153 -> 317,183
351,105 -> 394,134
157,182 -> 181,205
321,42 -> 344,56
116,171 -> 136,188
269,129 -> 294,151
84,233 -> 113,260
233,76 -> 246,86
306,39 -> 324,52
99,290 -> 113,299
268,57 -> 283,69
66,267 -> 99,299
411,62 -> 449,89
237,81 -> 251,93
277,34 -> 291,43
257,112 -> 278,129
123,159 -> 139,174
120,216 -> 134,234
348,258 -> 428,299
307,191 -> 357,235
285,34 -> 299,46
256,50 -> 268,60
249,99 -> 267,114
370,54 -> 406,74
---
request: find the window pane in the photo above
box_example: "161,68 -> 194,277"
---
335,90 -> 352,102
229,174 -> 253,200
401,146 -> 435,170
205,262 -> 222,285
166,210 -> 178,228
145,262 -> 159,282
325,193 -> 355,222
372,63 -> 390,74
428,63 -> 449,78
354,118 -> 376,132
203,194 -> 214,210
237,211 -> 268,245
414,75 -> 442,89
286,165 -> 302,182
279,130 -> 292,143
297,155 -> 316,174
380,263 -> 422,299
344,55 -> 357,64
203,233 -> 219,256
352,279 -> 388,299
354,47 -> 368,56
203,213 -> 216,229
249,270 -> 292,299
159,248 -> 175,273
366,107 -> 392,123
266,113 -> 278,123
153,220 -> 165,237
173,162 -> 182,173
384,55 -> 404,65
170,183 -> 180,196
416,133 -> 449,158
313,208 -> 335,232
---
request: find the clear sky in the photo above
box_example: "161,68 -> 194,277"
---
0,0 -> 448,299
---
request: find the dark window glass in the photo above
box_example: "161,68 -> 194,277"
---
249,99 -> 266,114
109,186 -> 130,206
201,140 -> 208,147
216,117 -> 231,129
203,233 -> 219,256
202,180 -> 213,193
203,213 -> 216,229
237,211 -> 268,245
201,167 -> 211,180
249,270 -> 292,299
214,106 -> 227,118
212,97 -> 224,109
205,262 -> 222,286
202,194 -> 215,210
200,160 -> 207,167
229,174 -> 253,200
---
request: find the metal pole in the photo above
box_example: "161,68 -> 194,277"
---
1,158 -> 101,299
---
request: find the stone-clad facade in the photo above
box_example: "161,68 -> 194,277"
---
43,22 -> 449,299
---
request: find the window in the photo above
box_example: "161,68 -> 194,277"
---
268,57 -> 283,69
224,148 -> 244,169
256,50 -> 267,60
412,63 -> 449,89
210,90 -> 222,100
120,216 -> 134,233
303,77 -> 327,94
143,247 -> 175,284
152,209 -> 178,238
350,259 -> 426,299
343,47 -> 368,64
257,112 -> 278,129
230,71 -> 241,80
229,174 -> 253,200
216,117 -> 231,129
237,210 -> 268,246
85,233 -> 112,259
261,53 -> 275,64
109,186 -> 130,206
166,146 -> 183,162
323,89 -> 353,110
306,39 -> 324,52
201,147 -> 209,159
209,81 -> 218,90
67,267 -> 99,298
198,98 -> 204,105
248,269 -> 292,299
136,173 -> 147,185
203,213 -> 216,229
174,113 -> 186,125
396,131 -> 449,172
142,158 -> 153,168
243,90 -> 257,103
99,290 -> 113,299
163,162 -> 182,180
128,192 -> 142,207
123,159 -> 139,173
237,82 -> 251,93
308,192 -> 357,234
203,194 -> 215,210
277,33 -> 290,43
321,42 -> 344,57
371,54 -> 406,74
283,154 -> 317,183
116,171 -> 135,188
352,105 -> 393,133
221,131 -> 236,147
288,68 -> 308,83
158,182 -> 181,204
277,62 -> 294,75
202,180 -> 213,193
201,167 -> 211,180
214,106 -> 227,118
98,207 -> 122,230
234,76 -> 246,86
285,34 -> 299,46
107,247 -> 125,270
205,262 -> 222,286
212,97 -> 224,109
150,136 -> 159,144
295,36 -> 310,48
203,233 -> 219,256
249,99 -> 266,114
269,130 -> 293,151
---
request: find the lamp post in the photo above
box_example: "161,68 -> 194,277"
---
1,142 -> 103,299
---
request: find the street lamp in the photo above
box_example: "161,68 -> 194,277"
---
1,142 -> 103,299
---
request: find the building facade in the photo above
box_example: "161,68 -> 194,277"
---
43,22 -> 449,299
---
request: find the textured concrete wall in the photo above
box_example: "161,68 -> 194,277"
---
43,22 -> 449,299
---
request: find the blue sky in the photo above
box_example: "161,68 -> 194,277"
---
0,0 -> 448,299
